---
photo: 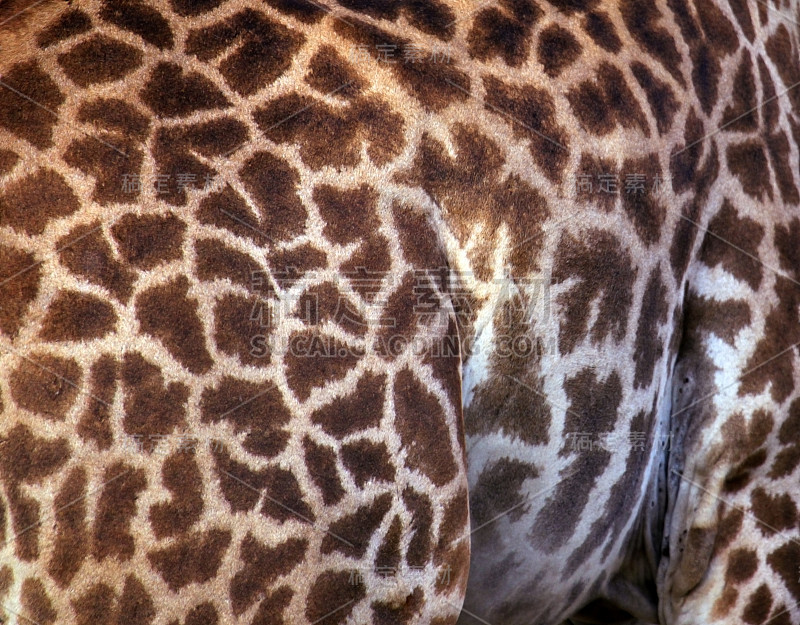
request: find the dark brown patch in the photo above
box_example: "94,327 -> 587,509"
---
0,168 -> 79,235
699,200 -> 764,290
58,223 -> 135,302
201,376 -> 290,458
394,368 -> 457,486
769,444 -> 800,480
553,230 -> 635,353
37,8 -> 92,48
467,2 -> 541,66
303,436 -> 345,506
185,9 -> 304,96
58,34 -> 143,86
583,11 -> 621,52
169,0 -> 223,16
621,153 -> 665,244
38,291 -> 117,342
76,355 -> 116,450
229,534 -> 307,615
725,548 -> 758,585
118,576 -> 156,625
403,488 -> 433,566
765,25 -> 800,113
758,57 -> 780,131
9,354 -> 82,420
249,587 -> 293,625
195,239 -> 262,292
212,293 -> 274,368
305,45 -> 365,98
305,571 -> 365,625
72,583 -> 113,625
136,277 -> 213,374
121,352 -> 188,442
149,126 -> 216,206
341,234 -> 392,300
483,78 -> 569,183
149,452 -> 203,538
260,467 -> 315,523
0,61 -> 64,148
314,184 -> 379,245
140,61 -> 230,117
633,269 -> 669,388
238,151 -> 307,241
376,515 -> 403,572
264,0 -> 326,23
334,19 -> 470,112
721,51 -> 757,131
92,462 -> 147,561
147,529 -> 232,591
620,0 -> 685,86
48,468 -> 88,587
767,542 -> 800,605
341,440 -> 396,488
537,24 -> 581,77
111,213 -> 186,269
671,109 -> 705,194
0,148 -> 18,175
750,487 -> 797,536
77,98 -> 151,140
310,372 -> 386,437
767,131 -> 800,205
631,61 -> 679,135
321,493 -> 392,558
21,578 -> 57,625
212,448 -> 266,512
284,331 -> 361,402
0,245 -> 41,338
471,458 -> 538,530
727,140 -> 772,201
99,0 -> 174,49
743,584 -> 772,625
728,0 -> 755,42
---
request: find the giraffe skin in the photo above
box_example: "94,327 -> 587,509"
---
0,1 -> 799,625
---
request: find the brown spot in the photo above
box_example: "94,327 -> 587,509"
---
471,459 -> 538,529
170,0 -> 223,16
0,148 -> 18,175
181,603 -> 218,625
684,293 -> 751,345
37,9 -> 92,48
671,109 -> 705,194
149,126 -> 216,206
250,588 -> 293,625
64,134 -> 144,206
0,61 -> 64,148
0,245 -> 41,338
341,234 -> 392,300
92,462 -> 147,561
725,548 -> 758,585
314,184 -> 379,245
403,488 -> 433,566
21,578 -> 57,625
121,352 -> 188,443
633,269 -> 668,388
260,467 -> 316,523
211,448 -> 266,512
376,515 -> 403,572
553,230 -> 636,353
767,130 -> 800,205
254,93 -> 405,169
39,291 -> 117,342
305,45 -> 365,98
48,467 -> 88,587
239,151 -> 306,241
334,19 -> 470,111
195,239 -> 261,293
117,576 -> 155,625
743,585 -> 772,625
58,34 -> 143,86
269,244 -> 328,291
394,368 -> 457,486
185,9 -> 304,96
201,376 -> 290,457
620,0 -> 685,86
0,168 -> 79,235
148,529 -> 232,591
537,24 -> 581,77
112,214 -> 186,270
712,585 -> 739,619
621,154 -> 665,243
767,541 -> 800,605
758,57 -> 780,131
750,487 -> 797,536
341,440 -> 396,488
721,51 -> 757,131
212,293 -> 274,368
230,534 -> 307,615
77,98 -> 151,140
303,436 -> 345,506
140,61 -> 229,117
305,571 -> 365,625
74,356 -> 114,450
296,282 -> 367,335
72,583 -> 113,625
583,11 -> 621,52
631,61 -> 678,135
285,331 -> 361,401
136,277 -> 213,373
99,0 -> 174,50
467,2 -> 541,66
728,0 -> 755,41
769,444 -> 800,480
321,493 -> 392,558
483,78 -> 569,183
766,25 -> 800,113
9,354 -> 81,420
149,452 -> 203,538
58,223 -> 135,302
727,140 -> 772,201
372,586 -> 424,624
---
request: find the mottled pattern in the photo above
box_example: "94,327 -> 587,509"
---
0,1 -> 799,625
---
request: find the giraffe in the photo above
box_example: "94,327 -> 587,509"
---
0,1 -> 799,625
